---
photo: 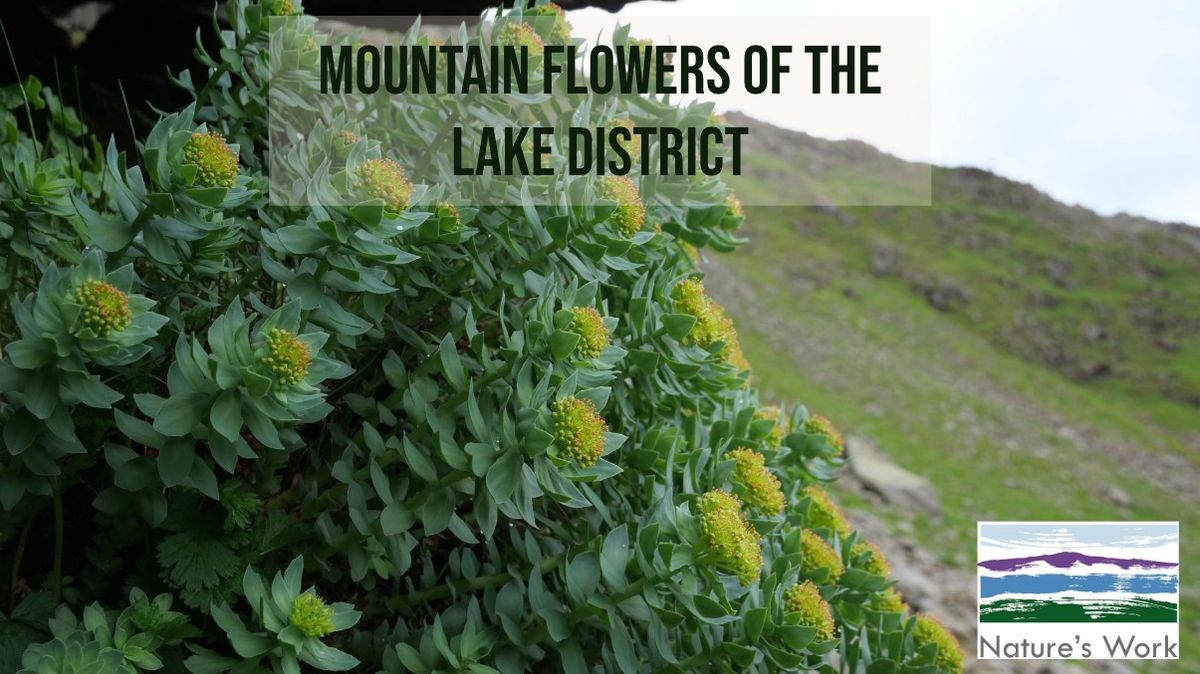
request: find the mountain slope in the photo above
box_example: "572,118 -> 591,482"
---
707,113 -> 1200,667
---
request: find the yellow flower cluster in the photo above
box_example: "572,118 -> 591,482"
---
697,490 -> 762,585
727,447 -> 784,516
335,130 -> 358,147
669,278 -> 748,371
801,485 -> 851,538
289,592 -> 334,638
272,0 -> 299,16
523,2 -> 572,44
357,158 -> 412,214
852,541 -> 891,577
496,22 -> 544,52
551,397 -> 607,467
262,329 -> 311,386
800,529 -> 843,581
567,306 -> 611,359
183,131 -> 239,188
876,588 -> 906,613
754,406 -> 784,448
913,614 -> 964,673
74,280 -> 132,337
803,414 -> 845,455
597,176 -> 646,237
783,580 -> 836,642
725,193 -> 744,219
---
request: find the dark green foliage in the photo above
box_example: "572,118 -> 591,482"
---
0,1 -> 962,672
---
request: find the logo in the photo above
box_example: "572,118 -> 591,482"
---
977,522 -> 1179,660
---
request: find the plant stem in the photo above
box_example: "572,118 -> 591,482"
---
390,554 -> 562,611
8,512 -> 35,612
51,479 -> 64,601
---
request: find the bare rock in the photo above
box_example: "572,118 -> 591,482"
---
844,436 -> 941,516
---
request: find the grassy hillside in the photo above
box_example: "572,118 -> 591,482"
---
709,114 -> 1200,666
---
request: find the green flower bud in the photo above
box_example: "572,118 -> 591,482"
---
609,117 -> 640,158
335,130 -> 358,148
496,22 -> 544,52
551,396 -> 607,467
803,414 -> 844,455
357,158 -> 412,213
567,306 -> 611,359
754,406 -> 784,448
801,485 -> 851,538
852,540 -> 890,577
597,175 -> 646,237
727,447 -> 784,516
697,490 -> 763,585
523,2 -> 572,44
435,201 -> 461,232
290,592 -> 334,638
262,329 -> 311,386
783,580 -> 836,642
74,280 -> 133,337
800,529 -> 843,581
183,130 -> 239,188
913,614 -> 964,673
272,0 -> 299,16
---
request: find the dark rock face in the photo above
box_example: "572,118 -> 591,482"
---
1,0 -> 658,143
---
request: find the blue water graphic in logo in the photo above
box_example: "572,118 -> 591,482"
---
980,573 -> 1178,599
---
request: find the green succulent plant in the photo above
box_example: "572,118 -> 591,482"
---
0,1 -> 958,672
189,556 -> 361,673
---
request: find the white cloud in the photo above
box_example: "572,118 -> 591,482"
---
570,0 -> 1200,224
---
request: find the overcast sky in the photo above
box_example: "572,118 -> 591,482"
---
569,0 -> 1200,225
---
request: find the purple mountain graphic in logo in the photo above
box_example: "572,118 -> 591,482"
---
978,551 -> 1178,573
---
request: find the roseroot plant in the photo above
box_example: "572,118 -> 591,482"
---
0,1 -> 964,672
